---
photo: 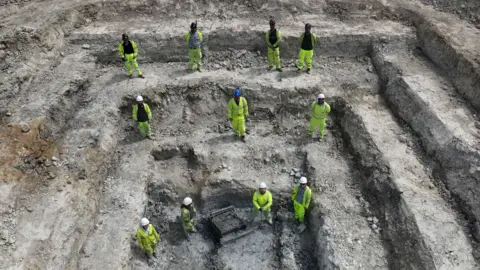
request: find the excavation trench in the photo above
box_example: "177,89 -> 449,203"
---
124,90 -> 339,269
118,87 -> 394,269
371,43 -> 480,259
106,60 -> 469,269
113,56 -> 476,268
332,97 -> 436,269
142,155 -> 322,270
69,22 -> 415,64
415,14 -> 480,112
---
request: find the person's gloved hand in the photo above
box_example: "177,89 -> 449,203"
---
259,207 -> 263,212
122,58 -> 126,62
133,56 -> 136,59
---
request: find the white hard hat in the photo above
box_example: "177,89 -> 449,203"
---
299,177 -> 308,184
183,197 -> 193,206
317,94 -> 325,99
259,182 -> 267,189
140,218 -> 149,226
136,95 -> 143,102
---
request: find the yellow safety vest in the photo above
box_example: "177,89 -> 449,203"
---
132,103 -> 152,121
266,29 -> 282,48
228,97 -> 249,119
253,190 -> 272,210
291,184 -> 312,208
136,224 -> 159,251
311,102 -> 330,120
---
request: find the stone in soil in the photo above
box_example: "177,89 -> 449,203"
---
21,123 -> 30,132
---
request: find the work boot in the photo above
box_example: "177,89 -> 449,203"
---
153,252 -> 157,258
267,219 -> 273,226
297,68 -> 302,72
138,74 -> 145,78
296,222 -> 307,234
128,74 -> 133,78
306,68 -> 311,74
267,66 -> 273,70
241,136 -> 246,142
197,67 -> 202,72
276,68 -> 283,72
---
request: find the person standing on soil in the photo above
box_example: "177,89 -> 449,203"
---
181,197 -> 197,233
266,18 -> 282,72
136,218 -> 160,262
132,95 -> 152,139
297,23 -> 316,74
308,93 -> 331,141
118,34 -> 144,78
186,22 -> 203,72
291,177 -> 312,224
227,89 -> 249,142
249,182 -> 273,225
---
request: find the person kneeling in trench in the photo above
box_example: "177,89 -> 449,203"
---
181,197 -> 197,233
136,218 -> 160,262
291,177 -> 312,224
249,182 -> 273,225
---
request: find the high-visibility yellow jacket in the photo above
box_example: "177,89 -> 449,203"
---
181,205 -> 196,228
266,29 -> 282,48
136,224 -> 159,252
253,190 -> 272,210
311,102 -> 330,120
291,184 -> 312,209
118,40 -> 139,58
132,103 -> 152,122
228,97 -> 248,119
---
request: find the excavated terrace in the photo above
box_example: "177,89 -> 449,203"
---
1,0 -> 480,269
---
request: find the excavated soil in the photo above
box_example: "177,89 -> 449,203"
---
1,0 -> 480,269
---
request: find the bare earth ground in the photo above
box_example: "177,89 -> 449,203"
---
1,0 -> 480,269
